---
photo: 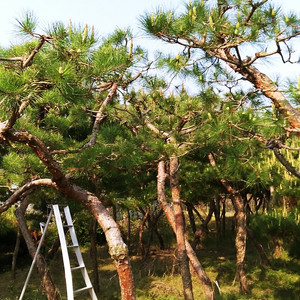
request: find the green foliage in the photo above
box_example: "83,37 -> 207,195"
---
1,6 -> 300,300
0,207 -> 16,236
250,209 -> 300,258
15,11 -> 37,36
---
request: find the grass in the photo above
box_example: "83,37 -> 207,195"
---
0,218 -> 300,299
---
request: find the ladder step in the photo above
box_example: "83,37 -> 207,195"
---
67,244 -> 79,248
63,224 -> 73,228
71,265 -> 85,271
74,285 -> 92,294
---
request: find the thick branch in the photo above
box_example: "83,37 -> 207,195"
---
0,179 -> 56,214
4,128 -> 135,299
6,129 -> 67,186
266,139 -> 300,179
215,48 -> 300,129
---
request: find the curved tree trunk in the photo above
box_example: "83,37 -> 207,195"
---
15,198 -> 59,300
169,156 -> 194,300
6,129 -> 136,300
66,185 -> 135,300
157,160 -> 215,300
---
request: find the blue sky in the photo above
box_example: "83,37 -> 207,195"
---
0,0 -> 184,47
0,0 -> 299,85
0,0 -> 299,48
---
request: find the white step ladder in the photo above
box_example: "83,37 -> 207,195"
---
19,204 -> 98,300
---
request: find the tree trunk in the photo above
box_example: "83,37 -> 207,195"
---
233,205 -> 249,294
11,227 -> 21,279
126,208 -> 131,249
15,198 -> 59,300
186,202 -> 197,234
138,206 -> 149,257
221,198 -> 226,237
169,156 -> 194,300
153,224 -> 165,250
68,185 -> 135,300
46,227 -> 68,261
7,129 -> 136,300
213,197 -> 221,240
246,226 -> 270,268
157,160 -> 215,300
147,208 -> 165,251
208,153 -> 249,294
89,218 -> 99,293
192,199 -> 214,250
140,207 -> 165,259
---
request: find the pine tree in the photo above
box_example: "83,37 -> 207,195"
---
0,13 -> 148,300
140,0 -> 300,294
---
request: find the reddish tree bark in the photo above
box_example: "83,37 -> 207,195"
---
5,129 -> 136,300
157,160 -> 215,300
214,49 -> 300,129
169,156 -> 194,300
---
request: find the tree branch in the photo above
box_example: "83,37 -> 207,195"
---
0,36 -> 47,68
0,178 -> 56,214
266,139 -> 300,179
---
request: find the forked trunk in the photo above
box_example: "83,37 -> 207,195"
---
157,160 -> 215,300
169,156 -> 194,300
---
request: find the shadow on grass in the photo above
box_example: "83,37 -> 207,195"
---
0,228 -> 300,299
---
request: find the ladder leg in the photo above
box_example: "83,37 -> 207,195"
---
19,208 -> 53,300
64,206 -> 98,300
52,205 -> 74,300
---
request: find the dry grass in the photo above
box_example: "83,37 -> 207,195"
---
0,241 -> 299,300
